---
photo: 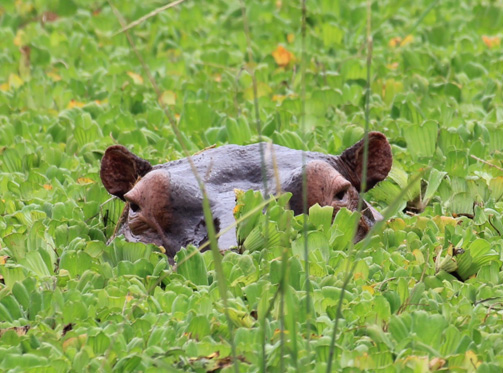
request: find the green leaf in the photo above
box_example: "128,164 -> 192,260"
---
89,332 -> 111,355
389,314 -> 410,343
20,251 -> 53,277
403,120 -> 438,160
292,231 -> 330,263
329,208 -> 360,251
0,295 -> 23,321
175,245 -> 208,286
225,117 -> 252,145
308,204 -> 334,233
424,168 -> 447,201
12,282 -> 30,310
450,192 -> 474,215
413,311 -> 447,351
60,250 -> 93,278
322,23 -> 344,47
489,177 -> 503,201
185,315 -> 211,339
114,355 -> 142,372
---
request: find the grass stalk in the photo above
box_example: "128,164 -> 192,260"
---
299,0 -> 312,364
107,2 -> 239,371
238,2 -> 280,370
113,0 -> 187,36
405,0 -> 440,36
326,168 -> 427,371
239,0 -> 270,196
326,1 -> 373,370
279,251 -> 286,373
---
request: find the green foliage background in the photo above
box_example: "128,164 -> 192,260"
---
1,0 -> 503,371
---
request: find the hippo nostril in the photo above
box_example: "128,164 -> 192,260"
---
334,184 -> 350,201
334,190 -> 346,200
130,203 -> 141,213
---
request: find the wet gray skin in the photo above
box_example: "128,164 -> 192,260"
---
100,132 -> 392,260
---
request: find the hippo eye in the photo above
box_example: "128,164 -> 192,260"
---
130,203 -> 141,213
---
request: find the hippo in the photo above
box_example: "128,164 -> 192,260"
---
100,132 -> 392,259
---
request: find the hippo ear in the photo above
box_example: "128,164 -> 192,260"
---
339,132 -> 392,192
100,145 -> 152,200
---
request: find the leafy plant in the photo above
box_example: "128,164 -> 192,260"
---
1,0 -> 503,371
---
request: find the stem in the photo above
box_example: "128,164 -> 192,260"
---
300,0 -> 312,363
107,2 -> 239,371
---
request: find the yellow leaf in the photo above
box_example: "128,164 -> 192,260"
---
62,337 -> 79,351
77,177 -> 94,184
362,285 -> 375,295
272,93 -> 297,103
386,62 -> 399,69
125,294 -> 133,302
354,352 -> 374,369
127,71 -> 144,84
43,184 -> 53,190
432,216 -> 458,231
353,272 -> 364,280
0,256 -> 9,265
95,99 -> 108,106
287,33 -> 295,43
206,352 -> 219,359
234,189 -> 244,197
389,35 -> 413,48
0,83 -> 8,91
387,218 -> 406,231
401,355 -> 429,370
67,100 -> 85,109
13,29 -> 25,47
412,249 -> 425,264
272,45 -> 294,67
482,35 -> 500,49
464,350 -> 481,369
272,94 -> 286,103
244,81 -> 272,100
47,71 -> 62,82
233,204 -> 243,216
159,90 -> 176,106
400,35 -> 413,46
15,0 -> 34,15
233,189 -> 245,216
8,73 -> 23,89
59,269 -> 70,277
213,74 -> 221,82
389,37 -> 402,48
273,328 -> 289,337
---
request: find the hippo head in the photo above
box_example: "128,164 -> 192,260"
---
100,132 -> 392,259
